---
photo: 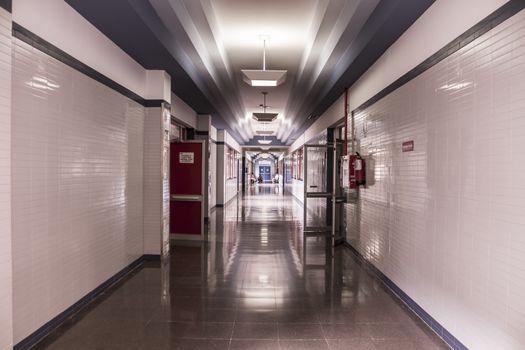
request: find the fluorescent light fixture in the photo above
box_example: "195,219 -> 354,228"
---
241,37 -> 287,87
253,113 -> 278,122
258,139 -> 272,145
253,80 -> 277,87
241,70 -> 287,87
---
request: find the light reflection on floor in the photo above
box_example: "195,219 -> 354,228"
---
34,184 -> 449,350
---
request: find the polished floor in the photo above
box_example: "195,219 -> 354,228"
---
34,185 -> 449,350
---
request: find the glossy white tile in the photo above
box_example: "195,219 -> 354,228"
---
0,7 -> 12,350
347,8 -> 525,350
11,36 -> 145,343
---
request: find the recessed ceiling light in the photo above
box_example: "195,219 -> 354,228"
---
258,139 -> 272,145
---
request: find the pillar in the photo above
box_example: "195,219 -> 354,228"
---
143,71 -> 172,256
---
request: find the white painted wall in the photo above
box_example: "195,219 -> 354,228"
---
12,0 -> 170,102
11,37 -> 145,343
348,0 -> 509,111
290,94 -> 345,152
347,8 -> 525,350
292,0 -> 510,153
171,92 -> 197,128
12,0 -> 146,97
224,130 -> 241,153
145,70 -> 171,103
0,8 -> 12,350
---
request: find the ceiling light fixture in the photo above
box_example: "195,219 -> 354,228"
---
242,36 -> 287,87
257,92 -> 273,145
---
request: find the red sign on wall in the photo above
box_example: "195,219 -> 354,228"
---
402,141 -> 414,152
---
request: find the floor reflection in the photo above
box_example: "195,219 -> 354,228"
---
34,187 -> 448,350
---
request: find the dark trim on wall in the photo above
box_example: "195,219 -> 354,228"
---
343,242 -> 467,350
142,254 -> 162,261
195,131 -> 209,136
0,0 -> 11,12
342,5 -> 525,349
11,22 -> 169,108
144,100 -> 168,108
216,141 -> 225,145
353,0 -> 525,114
14,254 -> 161,350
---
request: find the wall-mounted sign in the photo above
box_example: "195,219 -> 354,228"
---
179,152 -> 194,164
402,141 -> 414,152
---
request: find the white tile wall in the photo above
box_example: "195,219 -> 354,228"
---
143,105 -> 170,255
143,108 -> 162,254
0,8 -> 12,350
347,9 -> 525,350
11,37 -> 145,343
224,177 -> 238,204
285,178 -> 304,203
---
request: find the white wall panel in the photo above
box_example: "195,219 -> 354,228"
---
12,0 -> 147,98
171,92 -> 197,128
347,9 -> 525,349
293,0 -> 510,154
0,7 -> 12,350
11,37 -> 145,343
348,0 -> 509,112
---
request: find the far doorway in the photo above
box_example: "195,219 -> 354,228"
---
259,165 -> 271,183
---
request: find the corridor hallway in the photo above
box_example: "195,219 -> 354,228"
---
34,186 -> 448,350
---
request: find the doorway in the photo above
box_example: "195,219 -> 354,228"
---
259,165 -> 271,183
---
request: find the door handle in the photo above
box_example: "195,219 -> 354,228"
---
170,194 -> 202,202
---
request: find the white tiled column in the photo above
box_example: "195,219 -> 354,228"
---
143,104 -> 171,256
0,7 -> 12,350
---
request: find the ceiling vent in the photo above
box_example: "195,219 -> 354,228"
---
252,113 -> 278,123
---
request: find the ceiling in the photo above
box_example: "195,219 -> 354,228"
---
66,0 -> 435,146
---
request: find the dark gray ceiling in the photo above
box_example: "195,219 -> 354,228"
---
66,0 -> 434,145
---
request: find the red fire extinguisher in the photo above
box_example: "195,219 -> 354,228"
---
349,152 -> 365,189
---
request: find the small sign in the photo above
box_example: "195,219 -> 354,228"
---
402,141 -> 414,152
179,152 -> 194,164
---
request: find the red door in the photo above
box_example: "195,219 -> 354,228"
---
170,142 -> 204,237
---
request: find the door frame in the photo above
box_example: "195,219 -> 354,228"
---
170,139 -> 206,241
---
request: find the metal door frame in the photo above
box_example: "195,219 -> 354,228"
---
302,144 -> 337,238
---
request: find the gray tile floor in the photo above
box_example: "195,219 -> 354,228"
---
34,185 -> 449,349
